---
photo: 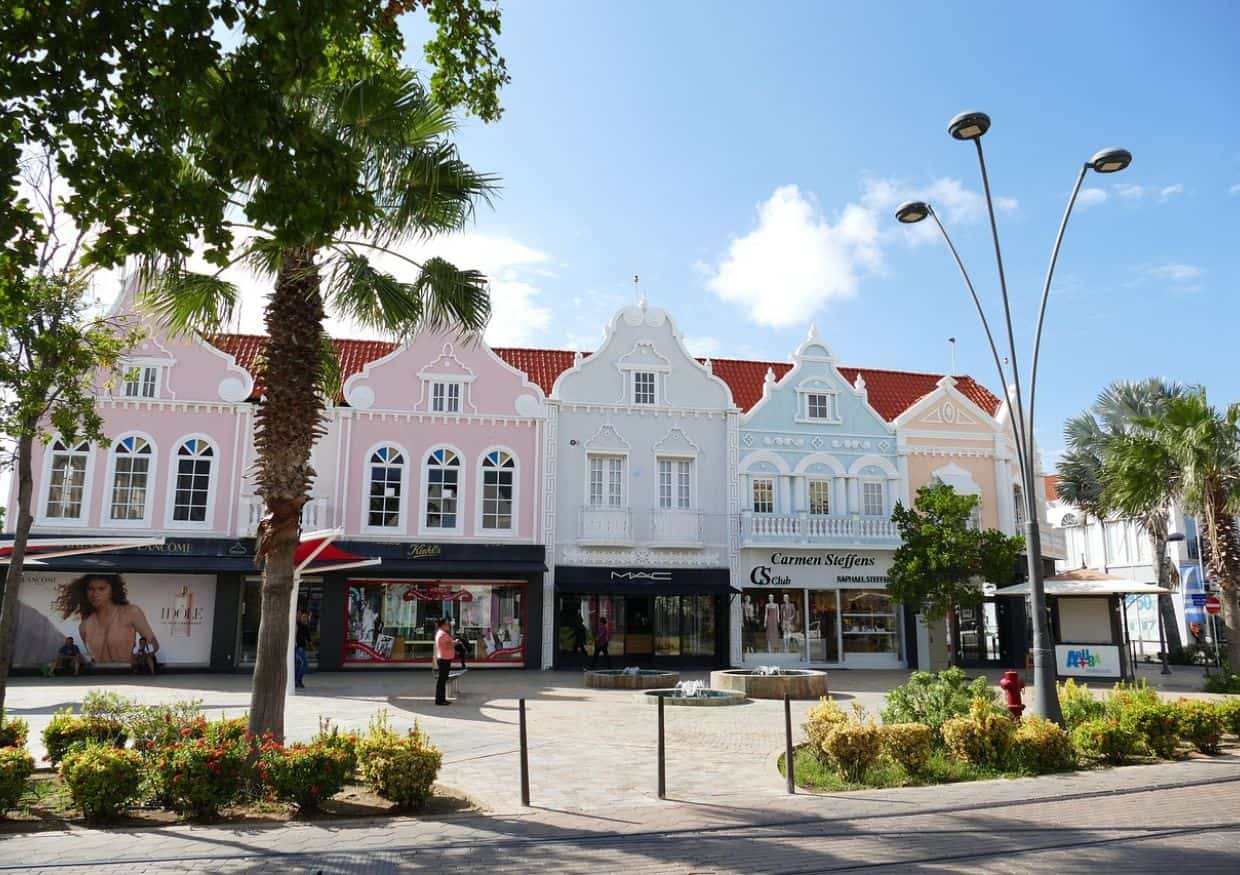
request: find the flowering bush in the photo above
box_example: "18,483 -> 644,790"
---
1215,697 -> 1240,737
357,715 -> 442,809
1175,699 -> 1225,754
940,697 -> 1015,768
879,723 -> 931,774
821,723 -> 882,783
0,746 -> 35,814
0,713 -> 29,749
259,741 -> 354,810
41,710 -> 128,765
1057,679 -> 1107,730
881,669 -> 997,743
1071,717 -> 1137,765
60,746 -> 143,821
150,738 -> 248,819
128,702 -> 206,751
1106,679 -> 1161,715
1011,716 -> 1076,773
1118,700 -> 1182,759
313,719 -> 360,774
803,698 -> 849,762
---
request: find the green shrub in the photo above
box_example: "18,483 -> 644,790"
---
803,698 -> 849,762
820,723 -> 882,783
259,741 -> 354,810
881,668 -> 997,742
1215,697 -> 1240,736
357,714 -> 443,809
1012,716 -> 1076,773
41,710 -> 128,765
1057,679 -> 1107,730
60,745 -> 143,821
880,723 -> 931,774
0,746 -> 35,814
312,719 -> 360,775
0,713 -> 29,748
1202,671 -> 1240,694
940,697 -> 1016,768
1175,699 -> 1225,754
150,738 -> 248,819
1107,679 -> 1162,715
204,716 -> 250,748
127,702 -> 206,752
1071,717 -> 1137,765
80,690 -> 136,724
1118,700 -> 1181,759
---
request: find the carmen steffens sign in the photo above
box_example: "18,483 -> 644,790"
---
744,551 -> 890,587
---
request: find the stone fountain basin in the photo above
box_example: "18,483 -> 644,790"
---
585,669 -> 680,690
637,688 -> 748,706
709,668 -> 829,700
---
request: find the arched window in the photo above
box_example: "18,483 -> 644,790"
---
367,445 -> 406,529
109,435 -> 153,521
480,450 -> 516,531
44,438 -> 90,520
172,438 -> 214,523
424,448 -> 461,530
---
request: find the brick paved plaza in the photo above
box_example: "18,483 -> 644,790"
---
2,666 -> 1237,872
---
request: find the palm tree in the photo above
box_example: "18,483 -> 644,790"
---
144,67 -> 496,739
1104,390 -> 1240,669
1056,379 -> 1184,656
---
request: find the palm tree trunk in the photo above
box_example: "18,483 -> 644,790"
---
0,432 -> 35,712
248,247 -> 326,741
1202,489 -> 1240,670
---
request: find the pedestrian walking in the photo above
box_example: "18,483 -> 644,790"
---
591,616 -> 612,668
434,619 -> 454,705
294,609 -> 311,689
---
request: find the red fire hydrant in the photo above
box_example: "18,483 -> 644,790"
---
999,670 -> 1025,721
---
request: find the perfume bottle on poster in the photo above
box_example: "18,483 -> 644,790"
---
170,585 -> 193,638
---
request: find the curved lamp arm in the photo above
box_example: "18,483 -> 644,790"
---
926,206 -> 1027,487
1027,163 -> 1089,446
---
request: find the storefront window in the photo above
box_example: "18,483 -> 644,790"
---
741,589 -> 806,662
556,593 -> 715,663
344,580 -> 525,663
841,589 -> 899,655
238,578 -> 322,667
807,590 -> 840,662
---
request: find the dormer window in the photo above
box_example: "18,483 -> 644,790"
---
633,372 -> 656,405
431,381 -> 461,413
806,393 -> 834,420
123,365 -> 159,399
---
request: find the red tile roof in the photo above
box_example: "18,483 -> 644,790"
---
209,334 -> 1001,421
1043,474 -> 1059,502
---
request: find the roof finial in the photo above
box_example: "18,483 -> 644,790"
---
807,323 -> 819,342
634,274 -> 647,311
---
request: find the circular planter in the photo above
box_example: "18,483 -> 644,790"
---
585,669 -> 680,690
709,668 -> 829,700
637,688 -> 748,707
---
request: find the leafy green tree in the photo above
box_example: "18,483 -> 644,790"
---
888,483 -> 1024,666
145,61 -> 496,739
1104,390 -> 1240,668
1056,379 -> 1185,656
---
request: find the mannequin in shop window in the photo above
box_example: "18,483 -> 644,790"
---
764,594 -> 780,652
781,593 -> 799,654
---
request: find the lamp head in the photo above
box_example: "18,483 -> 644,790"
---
1089,147 -> 1132,174
895,201 -> 931,224
948,111 -> 991,141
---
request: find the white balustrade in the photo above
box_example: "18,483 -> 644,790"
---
650,510 -> 703,546
579,506 -> 634,545
242,496 -> 329,536
742,512 -> 899,545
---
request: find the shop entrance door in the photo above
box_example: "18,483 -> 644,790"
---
955,599 -> 1007,666
625,596 -> 654,663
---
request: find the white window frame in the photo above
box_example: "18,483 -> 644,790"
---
656,456 -> 695,511
122,364 -> 161,399
632,371 -> 657,405
805,392 -> 835,421
104,433 -> 157,525
361,442 -> 409,535
808,478 -> 832,516
476,447 -> 518,536
164,434 -> 218,529
420,445 -> 465,535
430,380 -> 463,414
861,479 -> 886,517
794,386 -> 841,424
38,437 -> 94,527
751,477 -> 775,514
586,453 -> 627,509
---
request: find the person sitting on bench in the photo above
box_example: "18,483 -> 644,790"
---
131,636 -> 157,675
48,636 -> 85,676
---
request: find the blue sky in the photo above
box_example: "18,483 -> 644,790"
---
388,1 -> 1240,464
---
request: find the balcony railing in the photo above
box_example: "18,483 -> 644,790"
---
242,496 -> 329,536
577,507 -> 731,548
578,506 -> 634,546
650,510 -> 704,547
741,511 -> 900,546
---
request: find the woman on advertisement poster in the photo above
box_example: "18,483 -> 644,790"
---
54,574 -> 159,664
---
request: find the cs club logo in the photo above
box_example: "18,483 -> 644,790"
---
1064,649 -> 1101,669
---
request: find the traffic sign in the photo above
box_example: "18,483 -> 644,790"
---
1205,595 -> 1222,616
1191,593 -> 1208,607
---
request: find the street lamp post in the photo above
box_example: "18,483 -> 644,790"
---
895,112 -> 1132,724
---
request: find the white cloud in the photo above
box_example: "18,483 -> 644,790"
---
682,335 -> 722,357
1158,184 -> 1185,202
1077,188 -> 1109,208
703,185 -> 875,328
1114,183 -> 1145,200
1112,182 -> 1186,204
1145,263 -> 1202,283
1229,183 -> 1240,196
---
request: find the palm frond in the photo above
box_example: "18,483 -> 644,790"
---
372,142 -> 499,244
137,264 -> 239,337
411,256 -> 491,333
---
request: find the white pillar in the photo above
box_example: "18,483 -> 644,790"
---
846,477 -> 860,515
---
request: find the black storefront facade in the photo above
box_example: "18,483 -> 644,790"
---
553,565 -> 733,668
18,537 -> 544,673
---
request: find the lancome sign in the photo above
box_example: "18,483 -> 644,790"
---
742,550 -> 893,588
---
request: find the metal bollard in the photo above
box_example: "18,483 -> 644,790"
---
784,693 -> 795,794
657,693 -> 666,799
519,697 -> 530,807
